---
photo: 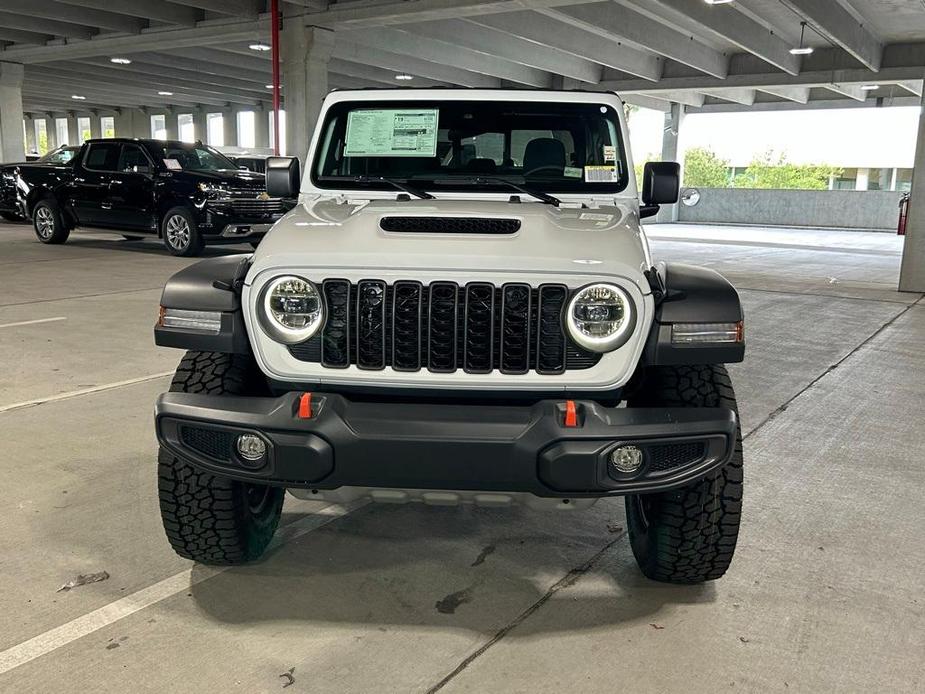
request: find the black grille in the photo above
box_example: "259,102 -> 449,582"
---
180,426 -> 234,461
289,281 -> 601,375
380,216 -> 521,234
647,442 -> 707,472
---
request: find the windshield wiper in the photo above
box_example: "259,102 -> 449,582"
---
330,176 -> 434,200
442,176 -> 560,206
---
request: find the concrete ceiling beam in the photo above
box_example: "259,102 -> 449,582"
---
55,0 -> 200,26
758,86 -> 811,103
779,0 -> 882,71
542,2 -> 729,79
467,11 -> 662,81
0,0 -> 144,35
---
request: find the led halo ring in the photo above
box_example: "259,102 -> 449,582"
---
565,282 -> 636,353
258,275 -> 325,344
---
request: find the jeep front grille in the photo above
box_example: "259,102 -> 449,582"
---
379,216 -> 521,234
288,280 -> 601,375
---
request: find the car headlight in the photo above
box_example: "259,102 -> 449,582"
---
198,182 -> 227,198
258,275 -> 324,344
566,283 -> 635,352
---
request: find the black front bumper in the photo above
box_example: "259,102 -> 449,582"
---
155,392 -> 737,498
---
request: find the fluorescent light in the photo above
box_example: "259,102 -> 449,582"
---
249,43 -> 271,51
394,73 -> 414,81
704,0 -> 735,4
860,84 -> 880,91
110,57 -> 132,65
789,46 -> 814,55
158,91 -> 174,96
71,95 -> 86,100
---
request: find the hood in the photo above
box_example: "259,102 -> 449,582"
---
176,169 -> 265,188
249,197 -> 652,293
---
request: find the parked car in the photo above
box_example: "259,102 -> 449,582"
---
0,146 -> 83,222
231,155 -> 267,174
0,138 -> 295,255
153,88 -> 745,584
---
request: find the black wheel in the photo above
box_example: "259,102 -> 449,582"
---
32,199 -> 70,244
158,351 -> 284,564
161,206 -> 203,257
1,211 -> 26,223
625,365 -> 743,584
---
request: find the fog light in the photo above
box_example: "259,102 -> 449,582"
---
236,434 -> 266,462
609,445 -> 644,474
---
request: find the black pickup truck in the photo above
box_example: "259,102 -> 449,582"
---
0,138 -> 295,256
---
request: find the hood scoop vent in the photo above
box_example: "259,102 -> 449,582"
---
380,216 -> 521,235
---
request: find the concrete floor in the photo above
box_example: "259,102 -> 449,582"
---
0,222 -> 922,693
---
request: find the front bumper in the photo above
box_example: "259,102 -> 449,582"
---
155,392 -> 737,498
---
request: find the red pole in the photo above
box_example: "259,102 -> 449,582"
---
271,0 -> 281,156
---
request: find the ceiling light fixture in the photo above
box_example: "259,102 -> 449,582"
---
860,84 -> 880,91
249,43 -> 271,51
704,0 -> 735,5
110,57 -> 132,65
158,91 -> 174,96
395,73 -> 414,81
71,95 -> 86,100
790,21 -> 814,55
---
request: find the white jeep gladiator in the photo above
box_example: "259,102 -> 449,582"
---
154,89 -> 745,584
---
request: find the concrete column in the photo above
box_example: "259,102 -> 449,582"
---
856,168 -> 870,191
281,24 -> 334,165
878,168 -> 892,191
193,108 -> 208,144
222,109 -> 238,148
254,106 -> 270,149
65,112 -> 80,145
89,113 -> 102,140
0,63 -> 26,162
43,115 -> 57,150
165,110 -> 179,141
891,168 -> 899,192
24,116 -> 36,155
656,102 -> 685,224
899,92 -> 925,291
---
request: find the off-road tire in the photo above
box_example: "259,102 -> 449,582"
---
625,364 -> 743,584
158,351 -> 284,564
32,199 -> 70,244
161,206 -> 204,257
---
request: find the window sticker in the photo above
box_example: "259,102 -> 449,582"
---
584,165 -> 618,183
345,109 -> 439,157
163,159 -> 182,170
603,145 -> 616,162
564,166 -> 583,178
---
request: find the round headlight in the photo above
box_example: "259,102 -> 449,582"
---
258,275 -> 324,344
566,283 -> 635,352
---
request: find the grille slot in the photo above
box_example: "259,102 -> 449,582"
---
288,280 -> 601,375
180,426 -> 234,462
647,442 -> 707,473
380,216 -> 520,234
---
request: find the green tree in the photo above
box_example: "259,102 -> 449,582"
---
734,150 -> 842,190
683,147 -> 731,188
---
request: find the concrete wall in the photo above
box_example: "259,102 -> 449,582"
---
677,188 -> 905,231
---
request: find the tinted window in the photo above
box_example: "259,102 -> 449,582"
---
39,147 -> 78,164
84,143 -> 121,171
118,144 -> 150,172
154,144 -> 237,172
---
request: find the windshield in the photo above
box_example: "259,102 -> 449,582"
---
312,99 -> 628,195
156,144 -> 237,172
40,147 -> 78,164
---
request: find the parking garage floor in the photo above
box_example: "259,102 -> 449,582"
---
0,222 -> 922,693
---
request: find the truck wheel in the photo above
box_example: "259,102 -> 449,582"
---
161,207 -> 204,257
624,364 -> 743,584
32,199 -> 70,244
158,351 -> 284,564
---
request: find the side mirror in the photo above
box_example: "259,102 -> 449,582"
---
640,161 -> 680,218
266,156 -> 300,198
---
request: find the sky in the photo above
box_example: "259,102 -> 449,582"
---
627,105 -> 921,169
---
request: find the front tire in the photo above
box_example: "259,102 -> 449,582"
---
32,199 -> 70,244
158,351 -> 284,564
161,207 -> 203,257
625,364 -> 743,583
